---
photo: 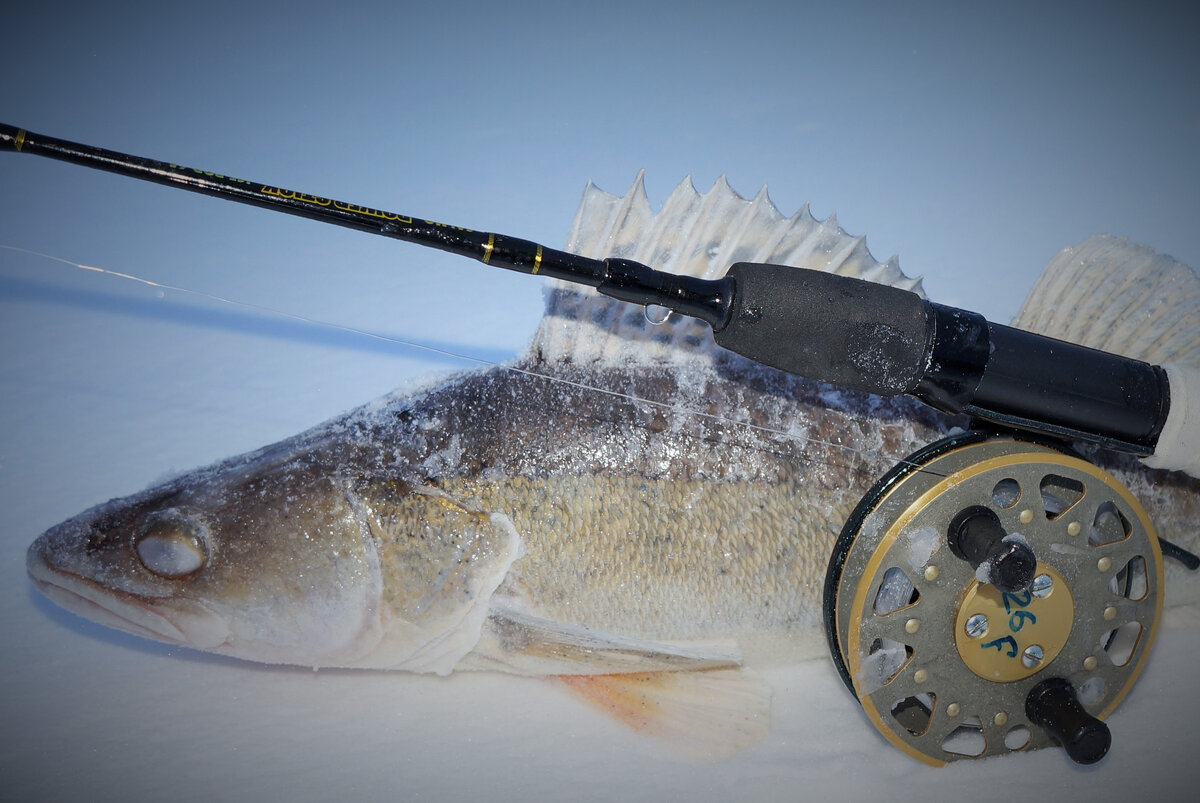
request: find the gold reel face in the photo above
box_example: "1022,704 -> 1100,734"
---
832,439 -> 1163,765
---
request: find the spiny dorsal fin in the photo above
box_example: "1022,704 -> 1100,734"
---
1013,235 -> 1200,366
530,173 -> 923,367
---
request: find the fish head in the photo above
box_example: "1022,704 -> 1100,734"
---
26,448 -> 385,667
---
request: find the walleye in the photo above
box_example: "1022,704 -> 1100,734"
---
26,175 -> 1200,757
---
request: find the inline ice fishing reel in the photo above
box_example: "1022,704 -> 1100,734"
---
5,123 -> 1197,766
823,432 -> 1169,765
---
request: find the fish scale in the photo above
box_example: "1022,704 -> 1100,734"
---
327,356 -> 952,671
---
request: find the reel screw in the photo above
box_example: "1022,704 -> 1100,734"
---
1022,644 -> 1045,668
965,614 -> 989,638
1030,573 -> 1053,598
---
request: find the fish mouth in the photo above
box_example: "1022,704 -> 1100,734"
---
26,537 -> 230,649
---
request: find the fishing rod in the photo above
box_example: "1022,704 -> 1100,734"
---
6,123 -> 1199,767
2,123 -> 1188,472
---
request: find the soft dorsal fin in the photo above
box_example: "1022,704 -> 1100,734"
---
529,173 -> 923,367
1012,235 -> 1200,366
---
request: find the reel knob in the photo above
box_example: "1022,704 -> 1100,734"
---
1025,677 -> 1111,765
948,505 -> 1037,592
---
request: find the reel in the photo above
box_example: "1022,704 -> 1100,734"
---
824,433 -> 1164,765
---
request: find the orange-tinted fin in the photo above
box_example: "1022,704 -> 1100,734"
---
558,669 -> 771,760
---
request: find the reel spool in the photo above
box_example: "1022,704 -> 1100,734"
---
824,433 -> 1164,765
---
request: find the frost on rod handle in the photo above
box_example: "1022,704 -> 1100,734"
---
4,123 -> 1194,476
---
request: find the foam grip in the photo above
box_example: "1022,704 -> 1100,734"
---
714,263 -> 928,395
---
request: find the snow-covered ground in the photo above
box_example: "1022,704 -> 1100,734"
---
2,3 -> 1198,800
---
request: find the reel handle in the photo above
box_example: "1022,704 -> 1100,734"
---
947,505 -> 1036,592
1025,677 -> 1111,765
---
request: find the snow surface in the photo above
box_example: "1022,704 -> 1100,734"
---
3,3 -> 1200,801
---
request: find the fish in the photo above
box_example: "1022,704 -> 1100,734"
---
25,174 -> 1200,758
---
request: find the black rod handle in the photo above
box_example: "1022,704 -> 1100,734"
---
713,263 -> 1169,455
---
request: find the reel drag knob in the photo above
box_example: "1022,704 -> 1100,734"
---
1025,677 -> 1111,765
948,505 -> 1037,593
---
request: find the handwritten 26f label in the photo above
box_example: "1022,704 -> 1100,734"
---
954,563 -> 1075,682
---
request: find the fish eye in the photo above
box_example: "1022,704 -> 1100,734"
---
135,514 -> 208,578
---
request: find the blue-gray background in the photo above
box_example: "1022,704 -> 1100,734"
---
2,2 -> 1197,801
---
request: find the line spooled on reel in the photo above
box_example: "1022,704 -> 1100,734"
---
4,124 -> 1196,766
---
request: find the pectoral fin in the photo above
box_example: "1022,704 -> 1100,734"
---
345,480 -> 524,673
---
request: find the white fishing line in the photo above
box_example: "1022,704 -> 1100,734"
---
1,244 -> 947,477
